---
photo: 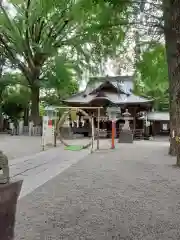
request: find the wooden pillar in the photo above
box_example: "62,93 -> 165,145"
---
151,121 -> 155,136
133,107 -> 137,135
97,108 -> 100,150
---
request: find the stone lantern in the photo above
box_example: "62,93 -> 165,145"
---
106,106 -> 120,121
118,108 -> 134,143
0,151 -> 23,240
44,106 -> 57,120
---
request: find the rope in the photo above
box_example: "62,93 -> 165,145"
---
56,108 -> 93,149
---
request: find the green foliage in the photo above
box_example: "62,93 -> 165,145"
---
134,43 -> 169,111
2,85 -> 30,122
0,0 -> 130,123
0,0 -> 129,73
39,103 -> 45,116
41,55 -> 79,106
0,72 -> 25,106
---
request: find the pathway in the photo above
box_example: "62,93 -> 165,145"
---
8,137 -> 100,198
0,134 -> 111,160
0,135 -> 43,159
15,140 -> 180,240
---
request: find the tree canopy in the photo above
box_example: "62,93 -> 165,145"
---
134,43 -> 169,111
0,0 -> 130,124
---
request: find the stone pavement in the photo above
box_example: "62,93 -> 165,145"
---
9,137 -> 99,198
15,140 -> 180,240
11,147 -> 90,198
0,134 -> 111,160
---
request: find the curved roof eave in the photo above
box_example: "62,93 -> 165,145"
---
87,97 -> 153,105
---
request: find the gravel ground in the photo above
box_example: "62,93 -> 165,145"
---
15,141 -> 180,240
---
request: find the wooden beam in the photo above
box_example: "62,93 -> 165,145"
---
55,106 -> 103,109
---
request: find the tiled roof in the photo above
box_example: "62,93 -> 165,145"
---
85,75 -> 133,95
64,75 -> 152,105
65,92 -> 153,104
89,75 -> 133,83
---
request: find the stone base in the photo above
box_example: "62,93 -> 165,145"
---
118,130 -> 133,143
0,180 -> 23,240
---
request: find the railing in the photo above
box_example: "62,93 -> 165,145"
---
22,126 -> 42,136
59,126 -> 146,140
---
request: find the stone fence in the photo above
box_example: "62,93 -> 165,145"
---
10,121 -> 42,136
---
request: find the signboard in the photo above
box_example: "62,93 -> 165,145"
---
42,116 -> 54,148
48,119 -> 52,127
162,123 -> 168,130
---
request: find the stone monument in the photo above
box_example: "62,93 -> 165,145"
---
118,108 -> 133,143
0,151 -> 23,240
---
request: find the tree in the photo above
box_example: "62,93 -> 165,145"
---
41,55 -> 79,105
163,0 -> 180,161
122,0 -> 180,161
0,71 -> 25,130
0,0 -> 129,125
134,43 -> 169,111
108,0 -> 179,156
2,84 -> 30,125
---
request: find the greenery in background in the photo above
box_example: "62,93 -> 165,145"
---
0,0 -> 129,124
41,56 -> 79,106
0,0 -> 169,121
2,85 -> 30,123
134,43 -> 169,111
1,0 -> 179,161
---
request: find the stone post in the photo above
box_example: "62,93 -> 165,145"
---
0,151 -> 23,240
29,121 -> 33,136
18,120 -> 24,135
9,122 -> 14,135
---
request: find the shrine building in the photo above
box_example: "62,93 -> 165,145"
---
63,75 -> 169,138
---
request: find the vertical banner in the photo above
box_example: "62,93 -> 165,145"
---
42,116 -> 55,149
42,116 -> 48,150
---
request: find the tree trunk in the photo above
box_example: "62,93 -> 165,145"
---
23,105 -> 29,126
30,86 -> 40,126
163,0 -> 180,162
176,97 -> 180,165
0,106 -> 4,132
0,57 -> 5,132
169,101 -> 176,156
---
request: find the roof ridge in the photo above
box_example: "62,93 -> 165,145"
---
89,75 -> 133,81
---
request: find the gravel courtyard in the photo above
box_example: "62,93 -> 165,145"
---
15,141 -> 180,240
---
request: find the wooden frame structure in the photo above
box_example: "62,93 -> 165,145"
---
54,106 -> 103,150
